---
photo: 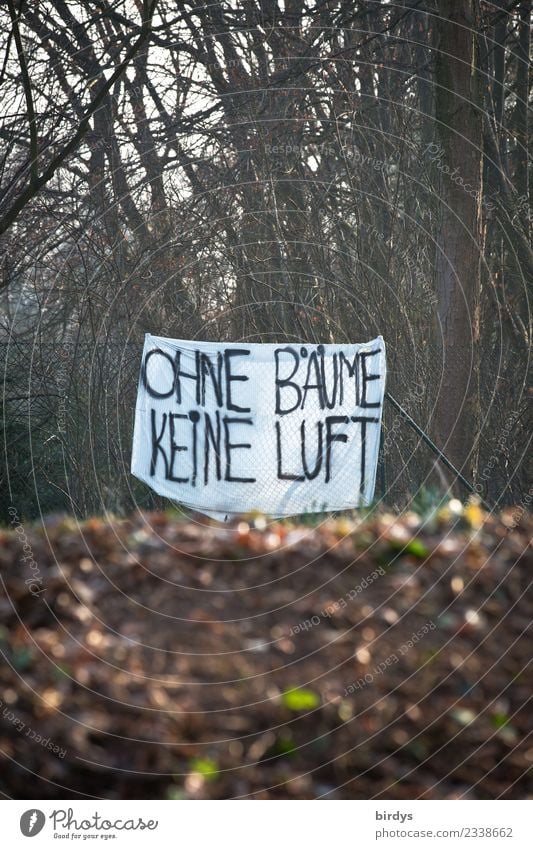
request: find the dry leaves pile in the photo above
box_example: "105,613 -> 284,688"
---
0,505 -> 531,799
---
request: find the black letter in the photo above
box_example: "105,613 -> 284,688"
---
189,410 -> 199,487
361,349 -> 381,408
351,416 -> 380,495
175,350 -> 201,406
275,347 -> 301,415
276,420 -> 304,480
200,351 -> 223,407
339,352 -> 360,406
224,349 -> 251,413
142,349 -> 176,399
168,413 -> 189,482
301,420 -> 323,479
150,409 -> 169,476
223,416 -> 256,482
301,350 -> 325,410
319,346 -> 338,409
325,416 -> 349,482
204,410 -> 222,483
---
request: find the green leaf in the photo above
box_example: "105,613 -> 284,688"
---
282,687 -> 320,711
189,757 -> 219,781
166,786 -> 186,800
52,663 -> 72,681
491,712 -> 509,729
388,537 -> 429,558
262,736 -> 296,760
404,538 -> 430,558
406,740 -> 429,761
12,647 -> 32,671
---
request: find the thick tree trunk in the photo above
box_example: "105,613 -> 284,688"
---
513,0 -> 531,204
432,0 -> 483,483
492,0 -> 507,148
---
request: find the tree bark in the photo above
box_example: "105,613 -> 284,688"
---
513,0 -> 531,203
432,0 -> 483,482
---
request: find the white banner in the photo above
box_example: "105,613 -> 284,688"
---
131,334 -> 386,520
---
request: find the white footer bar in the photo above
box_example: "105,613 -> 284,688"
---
4,799 -> 532,848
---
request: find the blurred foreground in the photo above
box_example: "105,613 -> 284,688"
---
0,504 -> 531,799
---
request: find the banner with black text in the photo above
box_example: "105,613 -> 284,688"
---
131,334 -> 386,520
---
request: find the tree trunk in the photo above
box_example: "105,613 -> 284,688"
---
432,0 -> 483,483
513,0 -> 531,205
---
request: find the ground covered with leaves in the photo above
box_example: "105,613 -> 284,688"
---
0,503 -> 531,799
